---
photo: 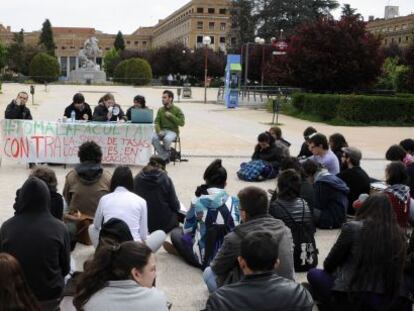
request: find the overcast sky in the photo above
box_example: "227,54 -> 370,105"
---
1,0 -> 413,34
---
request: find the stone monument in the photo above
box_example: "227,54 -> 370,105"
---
69,37 -> 107,83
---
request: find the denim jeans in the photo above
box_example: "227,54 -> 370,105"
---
152,130 -> 177,161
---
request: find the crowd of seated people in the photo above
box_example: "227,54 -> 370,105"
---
1,117 -> 414,311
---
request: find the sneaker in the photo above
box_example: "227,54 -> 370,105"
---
163,241 -> 179,256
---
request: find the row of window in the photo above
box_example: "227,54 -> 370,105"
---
384,36 -> 413,44
196,7 -> 227,14
196,35 -> 226,45
372,23 -> 412,33
197,21 -> 226,31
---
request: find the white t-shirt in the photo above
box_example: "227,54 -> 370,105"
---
93,186 -> 148,242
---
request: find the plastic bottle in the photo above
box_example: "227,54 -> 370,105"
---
71,110 -> 76,122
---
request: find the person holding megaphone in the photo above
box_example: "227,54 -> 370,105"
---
93,93 -> 127,122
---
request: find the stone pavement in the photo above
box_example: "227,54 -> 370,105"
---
0,83 -> 413,310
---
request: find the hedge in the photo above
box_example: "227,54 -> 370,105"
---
291,92 -> 414,124
29,52 -> 60,83
114,58 -> 152,85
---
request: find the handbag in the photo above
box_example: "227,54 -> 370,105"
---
64,210 -> 94,245
278,199 -> 318,272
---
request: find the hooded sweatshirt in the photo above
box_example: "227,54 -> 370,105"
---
314,169 -> 349,229
134,168 -> 180,233
63,161 -> 111,217
0,177 -> 71,301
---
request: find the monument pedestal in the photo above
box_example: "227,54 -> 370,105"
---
69,69 -> 107,84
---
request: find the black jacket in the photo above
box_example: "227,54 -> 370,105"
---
252,143 -> 284,168
14,188 -> 64,220
5,100 -> 32,119
206,272 -> 313,311
92,103 -> 126,121
0,177 -> 70,301
337,166 -> 371,215
298,141 -> 312,158
134,168 -> 180,233
63,102 -> 93,120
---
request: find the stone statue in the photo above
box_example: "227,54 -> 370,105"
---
79,37 -> 102,70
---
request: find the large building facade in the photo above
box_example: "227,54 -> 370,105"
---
366,7 -> 414,48
0,0 -> 232,77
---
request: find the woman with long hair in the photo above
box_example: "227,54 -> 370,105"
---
0,253 -> 41,311
73,241 -> 169,311
307,193 -> 409,311
89,166 -> 166,251
329,133 -> 348,169
92,93 -> 126,122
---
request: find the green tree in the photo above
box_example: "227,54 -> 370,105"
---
29,52 -> 60,83
7,29 -> 25,73
103,48 -> 120,77
0,41 -> 7,71
114,58 -> 152,85
227,0 -> 257,52
255,0 -> 339,39
38,19 -> 56,56
114,31 -> 125,51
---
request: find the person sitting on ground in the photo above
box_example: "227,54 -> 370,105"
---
73,241 -> 169,311
337,147 -> 371,215
384,161 -> 412,229
5,91 -> 32,120
134,156 -> 181,234
252,132 -> 285,177
163,159 -> 240,269
63,93 -> 93,121
126,95 -> 147,121
400,138 -> 414,157
276,157 -> 315,212
298,126 -> 317,159
63,141 -> 111,245
92,93 -> 127,122
204,186 -> 294,293
305,133 -> 340,175
89,165 -> 166,251
386,144 -> 414,196
0,177 -> 70,311
328,133 -> 348,170
152,90 -> 185,162
269,169 -> 317,272
206,231 -> 313,311
13,166 -> 64,220
0,253 -> 42,311
303,160 -> 349,229
268,126 -> 291,155
307,193 -> 410,311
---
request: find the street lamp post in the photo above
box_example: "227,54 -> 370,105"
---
203,36 -> 211,104
255,37 -> 266,88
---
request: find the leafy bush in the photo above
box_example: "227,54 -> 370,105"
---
292,92 -> 414,124
114,58 -> 152,85
29,52 -> 59,83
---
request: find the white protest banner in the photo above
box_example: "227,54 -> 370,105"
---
0,119 -> 154,165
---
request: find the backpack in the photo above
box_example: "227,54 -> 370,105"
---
237,160 -> 275,181
278,200 -> 318,272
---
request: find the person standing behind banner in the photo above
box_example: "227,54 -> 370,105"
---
64,93 -> 92,121
126,95 -> 147,121
92,93 -> 127,122
152,90 -> 185,162
5,91 -> 32,120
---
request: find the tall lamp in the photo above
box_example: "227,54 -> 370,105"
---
203,36 -> 211,104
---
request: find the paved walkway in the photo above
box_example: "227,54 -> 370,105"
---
0,83 -> 413,310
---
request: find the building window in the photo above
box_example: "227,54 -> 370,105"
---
143,41 -> 147,46
407,36 -> 409,41
384,39 -> 388,44
197,7 -> 203,13
106,47 -> 110,50
398,37 -> 401,43
220,23 -> 226,31
127,41 -> 130,44
208,8 -> 215,14
209,22 -> 215,30
220,37 -> 226,43
197,21 -> 203,30
135,41 -> 138,45
197,36 -> 203,43
219,8 -> 226,14
61,46 -> 66,50
209,36 -> 215,44
391,38 -> 394,43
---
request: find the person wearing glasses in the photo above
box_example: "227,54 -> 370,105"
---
5,91 -> 33,120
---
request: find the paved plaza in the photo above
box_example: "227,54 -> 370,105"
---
0,83 -> 413,310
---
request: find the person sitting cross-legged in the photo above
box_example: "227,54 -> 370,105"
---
152,90 -> 185,162
163,159 -> 240,269
204,186 -> 294,293
205,231 -> 313,311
